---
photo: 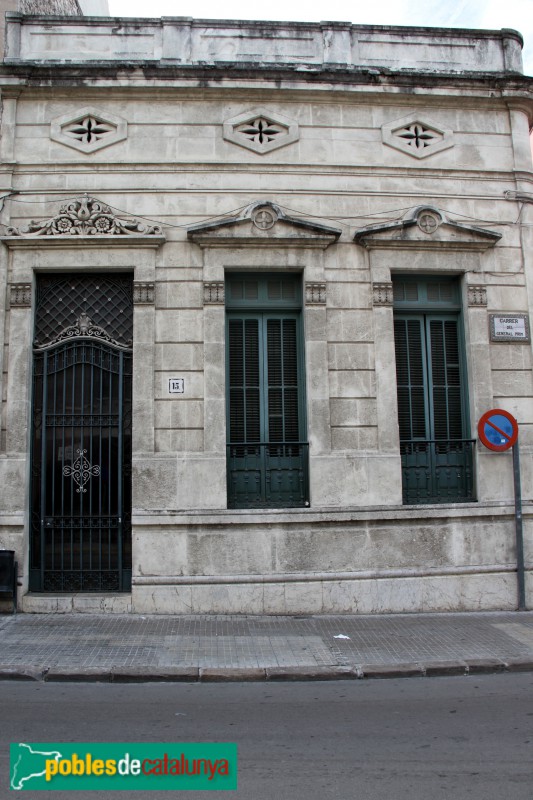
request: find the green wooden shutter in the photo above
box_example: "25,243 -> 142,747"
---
266,318 -> 299,443
228,317 -> 261,444
394,317 -> 428,441
394,315 -> 465,443
428,318 -> 463,441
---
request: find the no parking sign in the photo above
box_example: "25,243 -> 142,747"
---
477,408 -> 518,452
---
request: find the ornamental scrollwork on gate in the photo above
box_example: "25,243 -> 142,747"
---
34,312 -> 131,350
6,195 -> 163,237
63,449 -> 101,494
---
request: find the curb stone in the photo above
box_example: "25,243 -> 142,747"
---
360,663 -> 424,679
112,667 -> 199,683
503,657 -> 533,672
44,668 -> 113,682
464,658 -> 506,674
265,666 -> 356,681
423,660 -> 468,677
200,668 -> 266,682
1,661 -> 533,683
0,666 -> 44,681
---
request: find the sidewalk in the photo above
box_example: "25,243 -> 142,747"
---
1,610 -> 533,682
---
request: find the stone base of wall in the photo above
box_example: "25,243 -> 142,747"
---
9,502 -> 533,615
20,593 -> 132,614
128,502 -> 532,614
131,570 -> 523,615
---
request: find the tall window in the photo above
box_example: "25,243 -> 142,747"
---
393,277 -> 475,504
226,274 -> 308,508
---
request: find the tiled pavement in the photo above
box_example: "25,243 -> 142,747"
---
1,611 -> 533,681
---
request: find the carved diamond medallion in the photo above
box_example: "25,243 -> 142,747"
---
382,115 -> 453,159
223,108 -> 299,154
51,107 -> 127,153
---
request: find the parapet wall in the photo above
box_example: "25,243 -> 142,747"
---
3,15 -> 524,74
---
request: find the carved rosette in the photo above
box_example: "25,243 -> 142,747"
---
305,283 -> 326,305
133,282 -> 155,304
468,285 -> 487,307
372,282 -> 394,306
10,283 -> 32,307
6,195 -> 163,238
252,207 -> 278,230
204,282 -> 225,305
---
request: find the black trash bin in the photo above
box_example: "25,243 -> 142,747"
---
0,550 -> 17,612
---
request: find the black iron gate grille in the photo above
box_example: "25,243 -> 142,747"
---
30,276 -> 133,593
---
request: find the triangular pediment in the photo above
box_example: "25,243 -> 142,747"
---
187,202 -> 341,249
354,206 -> 501,251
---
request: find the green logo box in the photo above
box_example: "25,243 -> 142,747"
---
10,742 -> 237,791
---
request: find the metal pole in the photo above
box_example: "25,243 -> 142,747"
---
512,441 -> 526,611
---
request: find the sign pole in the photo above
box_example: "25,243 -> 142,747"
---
512,440 -> 526,611
477,408 -> 525,611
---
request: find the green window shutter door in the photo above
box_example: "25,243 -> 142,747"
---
394,310 -> 473,504
227,310 -> 307,509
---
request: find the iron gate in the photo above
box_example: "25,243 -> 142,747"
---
29,275 -> 133,592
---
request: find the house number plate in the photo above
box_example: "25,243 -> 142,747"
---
168,378 -> 185,394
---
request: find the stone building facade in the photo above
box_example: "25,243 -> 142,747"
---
1,15 -> 533,613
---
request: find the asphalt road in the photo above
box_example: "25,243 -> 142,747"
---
2,673 -> 533,799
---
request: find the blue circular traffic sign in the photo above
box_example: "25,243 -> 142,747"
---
477,409 -> 518,452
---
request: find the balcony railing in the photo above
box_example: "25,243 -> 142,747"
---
400,439 -> 476,505
227,442 -> 309,509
